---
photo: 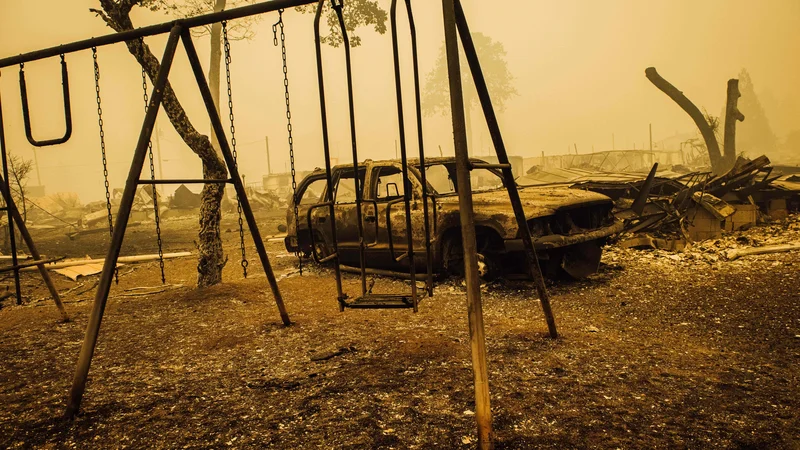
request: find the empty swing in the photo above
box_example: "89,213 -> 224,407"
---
222,20 -> 250,278
91,46 -> 120,285
272,9 -> 303,275
139,38 -> 167,284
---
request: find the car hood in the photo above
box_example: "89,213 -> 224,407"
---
434,186 -> 612,218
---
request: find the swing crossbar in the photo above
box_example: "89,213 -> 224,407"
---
0,0 -> 319,69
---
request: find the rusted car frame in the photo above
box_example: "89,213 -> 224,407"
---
286,157 -> 624,279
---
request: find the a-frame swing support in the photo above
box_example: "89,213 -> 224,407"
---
442,0 -> 559,446
0,1 -> 560,446
63,24 -> 291,418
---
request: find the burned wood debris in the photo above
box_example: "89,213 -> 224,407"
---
524,153 -> 799,248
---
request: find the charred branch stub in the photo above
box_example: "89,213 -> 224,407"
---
724,79 -> 745,172
645,67 -> 724,174
91,1 -> 227,287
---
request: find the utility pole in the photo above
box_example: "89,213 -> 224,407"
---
153,122 -> 164,196
265,136 -> 272,175
154,123 -> 164,180
573,143 -> 578,155
649,123 -> 653,151
32,146 -> 42,186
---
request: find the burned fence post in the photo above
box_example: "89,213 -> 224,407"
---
442,0 -> 494,447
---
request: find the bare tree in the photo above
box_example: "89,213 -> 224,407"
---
1,154 -> 32,253
423,32 -> 517,155
91,0 -> 226,287
8,154 -> 32,223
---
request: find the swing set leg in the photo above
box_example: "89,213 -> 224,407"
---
181,29 -> 291,327
65,25 -> 183,419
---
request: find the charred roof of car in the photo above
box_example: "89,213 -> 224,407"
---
311,157 -> 493,173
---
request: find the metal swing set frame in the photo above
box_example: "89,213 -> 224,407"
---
0,0 -> 557,444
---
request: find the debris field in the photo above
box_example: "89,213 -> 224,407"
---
0,212 -> 798,448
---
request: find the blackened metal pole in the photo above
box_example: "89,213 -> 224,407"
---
402,0 -> 434,298
331,0 -> 368,297
390,0 -> 418,311
314,0 -> 345,309
454,0 -> 557,338
0,79 -> 21,305
442,0 -> 493,447
182,30 -> 290,326
65,26 -> 182,419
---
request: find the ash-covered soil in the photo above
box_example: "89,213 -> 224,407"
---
0,212 -> 798,448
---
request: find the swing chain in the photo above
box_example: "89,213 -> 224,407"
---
223,21 -> 249,277
273,9 -> 302,275
92,47 -> 119,285
140,48 -> 166,283
92,47 -> 113,241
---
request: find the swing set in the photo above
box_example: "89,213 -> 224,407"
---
0,0 -> 558,444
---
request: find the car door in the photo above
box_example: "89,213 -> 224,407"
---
367,163 -> 428,271
291,172 -> 327,254
329,165 -> 367,266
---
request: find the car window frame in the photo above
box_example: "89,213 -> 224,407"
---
332,166 -> 367,205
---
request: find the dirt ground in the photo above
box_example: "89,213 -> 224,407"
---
0,211 -> 798,449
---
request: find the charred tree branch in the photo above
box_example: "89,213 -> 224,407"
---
645,67 -> 723,174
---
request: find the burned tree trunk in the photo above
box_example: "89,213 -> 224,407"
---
723,79 -> 745,173
645,67 -> 724,174
208,0 -> 226,155
93,1 -> 226,287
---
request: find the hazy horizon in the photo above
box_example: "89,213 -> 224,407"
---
1,0 -> 798,203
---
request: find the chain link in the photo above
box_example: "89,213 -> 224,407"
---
223,21 -> 249,278
92,47 -> 118,284
273,9 -> 302,275
140,41 -> 166,283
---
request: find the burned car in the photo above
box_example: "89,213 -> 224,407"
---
285,158 -> 623,279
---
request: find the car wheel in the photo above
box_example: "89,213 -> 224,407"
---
476,252 -> 499,281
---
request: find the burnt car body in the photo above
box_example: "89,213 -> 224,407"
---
285,158 -> 624,279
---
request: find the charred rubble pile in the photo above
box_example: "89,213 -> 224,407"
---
567,155 -> 800,251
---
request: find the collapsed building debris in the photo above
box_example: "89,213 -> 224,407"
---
556,155 -> 797,243
521,150 -> 799,246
